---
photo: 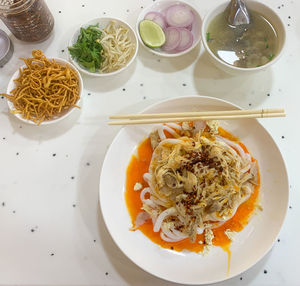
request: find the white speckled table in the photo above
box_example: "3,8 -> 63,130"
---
0,0 -> 299,285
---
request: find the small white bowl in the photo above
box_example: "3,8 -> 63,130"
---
201,1 -> 286,76
6,58 -> 83,125
136,0 -> 202,57
69,17 -> 138,77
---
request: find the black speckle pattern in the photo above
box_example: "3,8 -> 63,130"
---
50,253 -> 54,256
88,93 -> 91,96
282,136 -> 285,139
240,277 -> 243,280
267,93 -> 270,97
61,49 -> 65,53
1,96 -> 4,99
170,246 -> 174,250
126,9 -> 129,12
288,24 -> 290,26
249,103 -> 252,106
105,272 -> 108,276
52,153 -> 56,157
31,229 -> 35,232
264,270 -> 267,274
289,206 -> 292,209
94,239 -> 96,242
143,96 -> 146,100
277,238 -> 280,242
2,202 -> 5,207
122,88 -> 126,91
73,204 -> 76,208
71,176 -> 75,180
141,6 -> 144,8
86,162 -> 90,166
182,83 -> 187,86
16,152 -> 19,156
58,10 -> 61,13
140,83 -> 143,87
13,210 -> 16,214
82,4 -> 85,7
103,11 -> 106,15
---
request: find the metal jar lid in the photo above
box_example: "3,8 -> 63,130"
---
0,29 -> 13,67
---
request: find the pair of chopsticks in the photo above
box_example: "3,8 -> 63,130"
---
108,108 -> 286,125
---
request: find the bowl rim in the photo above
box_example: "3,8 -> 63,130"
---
136,0 -> 202,58
201,0 -> 286,72
68,17 -> 139,77
6,57 -> 83,126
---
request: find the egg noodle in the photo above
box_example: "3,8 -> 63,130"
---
133,121 -> 259,252
98,21 -> 136,73
1,50 -> 80,125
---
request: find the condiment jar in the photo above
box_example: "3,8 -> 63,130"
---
0,0 -> 54,42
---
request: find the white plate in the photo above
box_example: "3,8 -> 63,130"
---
68,17 -> 138,77
136,0 -> 202,57
6,58 -> 83,125
99,96 -> 289,284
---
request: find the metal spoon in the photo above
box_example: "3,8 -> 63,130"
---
227,0 -> 251,26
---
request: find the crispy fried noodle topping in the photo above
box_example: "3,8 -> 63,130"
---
135,121 -> 258,244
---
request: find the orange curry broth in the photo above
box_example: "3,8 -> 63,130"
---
125,127 -> 260,253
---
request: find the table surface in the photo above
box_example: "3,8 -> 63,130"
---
0,0 -> 299,285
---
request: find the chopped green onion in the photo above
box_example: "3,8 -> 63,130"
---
266,44 -> 269,49
264,37 -> 267,42
245,51 -> 249,57
206,32 -> 210,42
268,53 -> 274,60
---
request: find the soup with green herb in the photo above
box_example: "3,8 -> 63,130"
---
206,10 -> 278,68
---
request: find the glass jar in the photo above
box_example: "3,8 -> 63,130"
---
0,0 -> 54,42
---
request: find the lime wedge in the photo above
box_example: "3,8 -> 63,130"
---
139,20 -> 166,48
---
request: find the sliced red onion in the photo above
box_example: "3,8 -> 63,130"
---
186,23 -> 193,31
162,27 -> 181,52
132,211 -> 150,230
175,28 -> 193,52
144,11 -> 167,30
165,4 -> 194,28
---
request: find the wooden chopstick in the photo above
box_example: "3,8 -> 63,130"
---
108,111 -> 286,125
109,108 -> 285,120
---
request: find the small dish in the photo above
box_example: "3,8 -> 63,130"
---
136,0 -> 202,57
201,1 -> 286,76
0,29 -> 13,67
6,58 -> 83,125
68,17 -> 138,77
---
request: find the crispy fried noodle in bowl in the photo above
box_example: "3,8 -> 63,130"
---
99,96 -> 288,284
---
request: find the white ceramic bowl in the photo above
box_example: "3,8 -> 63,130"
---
201,1 -> 286,76
136,0 -> 202,57
6,58 -> 83,125
69,17 -> 138,77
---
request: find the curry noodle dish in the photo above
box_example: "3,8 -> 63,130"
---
126,120 -> 260,255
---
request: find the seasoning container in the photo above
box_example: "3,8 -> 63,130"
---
0,0 -> 54,42
0,29 -> 13,66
